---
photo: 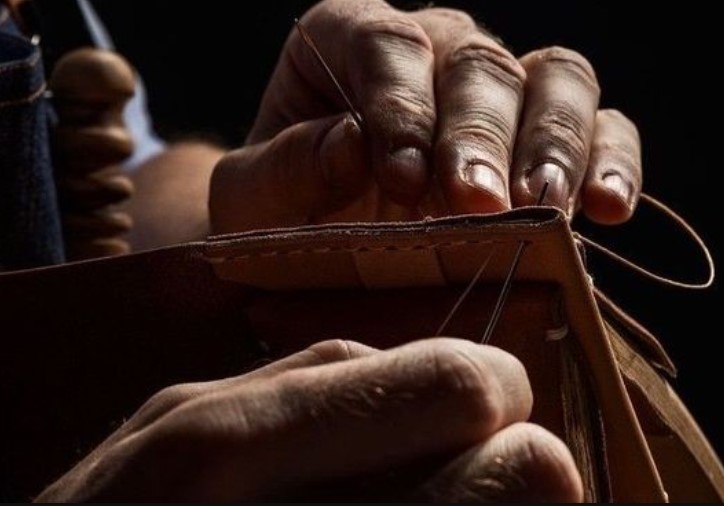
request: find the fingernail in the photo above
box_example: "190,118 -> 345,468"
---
384,147 -> 428,205
463,164 -> 507,203
527,163 -> 570,210
603,173 -> 633,207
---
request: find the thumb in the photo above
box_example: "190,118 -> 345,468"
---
418,423 -> 584,503
210,114 -> 367,234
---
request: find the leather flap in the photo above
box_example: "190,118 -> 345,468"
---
596,288 -> 677,378
205,208 -> 564,289
607,322 -> 724,501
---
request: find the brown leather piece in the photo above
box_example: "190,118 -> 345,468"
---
0,244 -> 258,500
608,322 -> 724,502
596,288 -> 677,378
1,208 -> 720,502
206,208 -> 666,501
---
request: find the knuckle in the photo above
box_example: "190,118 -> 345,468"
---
134,383 -> 203,425
306,339 -> 358,362
533,102 -> 590,166
355,16 -> 433,54
443,35 -> 526,93
440,105 -> 515,159
372,87 -> 436,143
599,108 -> 640,139
527,46 -> 599,92
149,383 -> 200,409
425,340 -> 505,430
437,123 -> 510,174
351,15 -> 436,145
422,7 -> 477,29
593,139 -> 640,168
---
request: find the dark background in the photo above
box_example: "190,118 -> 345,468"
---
94,1 -> 721,452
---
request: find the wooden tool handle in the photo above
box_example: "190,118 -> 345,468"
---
50,48 -> 136,260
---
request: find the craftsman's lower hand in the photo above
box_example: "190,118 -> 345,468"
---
35,339 -> 581,502
210,0 -> 642,233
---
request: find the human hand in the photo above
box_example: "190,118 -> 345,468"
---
210,0 -> 641,233
36,339 -> 581,502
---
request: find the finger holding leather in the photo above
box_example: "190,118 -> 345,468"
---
347,4 -> 437,206
582,109 -> 643,224
256,0 -> 436,207
511,47 -> 601,213
210,114 -> 366,234
413,8 -> 525,214
138,338 -> 532,501
125,340 -> 377,433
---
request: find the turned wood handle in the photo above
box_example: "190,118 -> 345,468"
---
50,48 -> 137,260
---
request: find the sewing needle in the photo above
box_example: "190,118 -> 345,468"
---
481,181 -> 550,344
295,19 -> 431,221
294,19 -> 363,129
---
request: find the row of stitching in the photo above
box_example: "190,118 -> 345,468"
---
0,82 -> 45,109
205,238 -> 497,264
0,41 -> 41,75
205,212 -> 560,244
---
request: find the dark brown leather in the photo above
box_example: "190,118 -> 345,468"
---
1,208 -> 721,502
0,244 -> 257,500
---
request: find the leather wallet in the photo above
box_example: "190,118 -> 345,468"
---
1,207 -> 722,502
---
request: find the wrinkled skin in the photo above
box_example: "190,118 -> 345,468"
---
210,0 -> 641,233
40,0 -> 646,501
37,339 -> 582,502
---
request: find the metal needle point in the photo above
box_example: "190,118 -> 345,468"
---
480,180 -> 551,344
295,19 -> 364,129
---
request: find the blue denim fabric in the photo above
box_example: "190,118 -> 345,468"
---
0,9 -> 64,270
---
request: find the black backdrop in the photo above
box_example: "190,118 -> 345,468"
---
93,1 -> 722,454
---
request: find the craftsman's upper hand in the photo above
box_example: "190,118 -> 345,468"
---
210,0 -> 642,233
35,339 -> 582,502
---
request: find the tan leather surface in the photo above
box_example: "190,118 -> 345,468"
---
1,208 -> 718,502
596,289 -> 677,378
608,322 -> 724,502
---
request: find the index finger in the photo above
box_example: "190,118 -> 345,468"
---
284,0 -> 437,206
150,338 -> 533,501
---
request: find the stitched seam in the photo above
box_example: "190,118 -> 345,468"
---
0,81 -> 45,109
205,238 -> 500,264
0,44 -> 41,75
